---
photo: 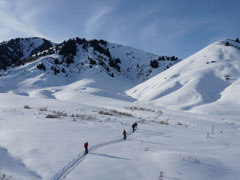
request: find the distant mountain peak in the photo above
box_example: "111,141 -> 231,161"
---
0,37 -> 54,70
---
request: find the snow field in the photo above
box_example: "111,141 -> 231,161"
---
0,93 -> 239,180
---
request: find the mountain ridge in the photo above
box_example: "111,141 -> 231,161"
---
0,37 -> 180,101
0,37 -> 180,82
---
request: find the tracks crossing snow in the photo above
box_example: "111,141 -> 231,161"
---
50,132 -> 133,180
50,114 -> 162,180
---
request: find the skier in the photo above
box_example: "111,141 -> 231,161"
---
134,122 -> 138,131
132,123 -> 135,132
84,142 -> 88,155
123,130 -> 127,140
132,122 -> 138,132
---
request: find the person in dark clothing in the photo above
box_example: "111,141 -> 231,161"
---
134,122 -> 138,131
84,142 -> 88,155
132,122 -> 138,132
132,124 -> 135,132
123,130 -> 127,140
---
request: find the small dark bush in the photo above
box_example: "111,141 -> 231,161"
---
115,58 -> 121,64
171,56 -> 176,61
98,110 -> 113,116
89,58 -> 96,65
46,114 -> 58,118
109,59 -> 120,72
24,105 -> 31,109
150,60 -> 159,68
109,109 -> 134,117
37,63 -> 46,71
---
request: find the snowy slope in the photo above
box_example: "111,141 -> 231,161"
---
127,39 -> 240,115
0,54 -> 135,103
107,42 -> 178,82
0,38 -> 180,102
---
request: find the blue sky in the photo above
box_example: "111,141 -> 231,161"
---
0,0 -> 239,58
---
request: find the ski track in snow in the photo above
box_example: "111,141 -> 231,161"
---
50,114 -> 162,180
50,130 -> 134,180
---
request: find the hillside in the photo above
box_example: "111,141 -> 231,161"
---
127,39 -> 240,115
0,38 -> 180,101
31,38 -> 180,82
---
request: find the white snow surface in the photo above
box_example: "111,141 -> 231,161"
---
127,39 -> 240,115
0,39 -> 239,180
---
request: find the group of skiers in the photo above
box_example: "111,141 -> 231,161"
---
123,122 -> 138,140
83,122 -> 138,155
123,122 -> 137,140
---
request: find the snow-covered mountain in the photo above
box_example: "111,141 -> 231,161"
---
30,38 -> 180,82
127,39 -> 240,115
1,38 -> 240,180
0,37 -> 55,70
0,37 -> 180,100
